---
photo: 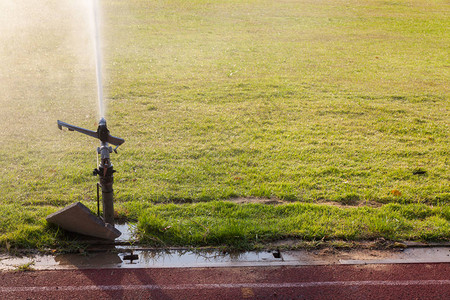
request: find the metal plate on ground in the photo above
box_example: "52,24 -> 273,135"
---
46,202 -> 121,240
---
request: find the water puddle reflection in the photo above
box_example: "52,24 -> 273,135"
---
0,249 -> 302,270
115,222 -> 138,243
116,249 -> 289,268
0,244 -> 447,270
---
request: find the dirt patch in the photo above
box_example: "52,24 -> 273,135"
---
226,198 -> 383,208
153,198 -> 385,208
319,248 -> 395,261
226,197 -> 288,205
316,200 -> 383,208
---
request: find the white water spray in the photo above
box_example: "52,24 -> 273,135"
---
92,0 -> 105,118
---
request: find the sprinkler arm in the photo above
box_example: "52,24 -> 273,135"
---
57,118 -> 125,147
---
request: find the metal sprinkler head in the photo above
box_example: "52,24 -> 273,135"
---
57,118 -> 124,147
97,117 -> 110,143
56,118 -> 125,226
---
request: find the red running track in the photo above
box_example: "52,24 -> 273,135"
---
0,263 -> 449,299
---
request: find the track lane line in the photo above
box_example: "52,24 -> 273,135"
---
1,280 -> 449,293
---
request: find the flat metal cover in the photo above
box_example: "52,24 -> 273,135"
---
46,202 -> 121,240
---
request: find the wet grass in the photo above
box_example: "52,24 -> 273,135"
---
131,201 -> 450,250
0,0 -> 448,251
0,201 -> 448,252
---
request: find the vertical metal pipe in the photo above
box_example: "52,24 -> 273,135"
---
98,141 -> 115,226
97,182 -> 100,217
99,173 -> 114,225
101,189 -> 114,224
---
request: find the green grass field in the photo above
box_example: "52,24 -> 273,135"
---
0,0 -> 448,251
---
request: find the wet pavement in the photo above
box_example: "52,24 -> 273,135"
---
1,223 -> 448,270
0,247 -> 448,271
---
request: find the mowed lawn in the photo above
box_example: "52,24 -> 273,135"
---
0,0 -> 448,250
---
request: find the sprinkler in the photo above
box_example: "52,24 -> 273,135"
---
46,1 -> 124,239
57,118 -> 124,226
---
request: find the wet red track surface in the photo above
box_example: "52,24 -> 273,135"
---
0,263 -> 448,299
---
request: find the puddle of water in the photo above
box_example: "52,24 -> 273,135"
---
116,250 -> 291,268
0,249 -> 300,270
115,223 -> 137,243
0,247 -> 448,271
